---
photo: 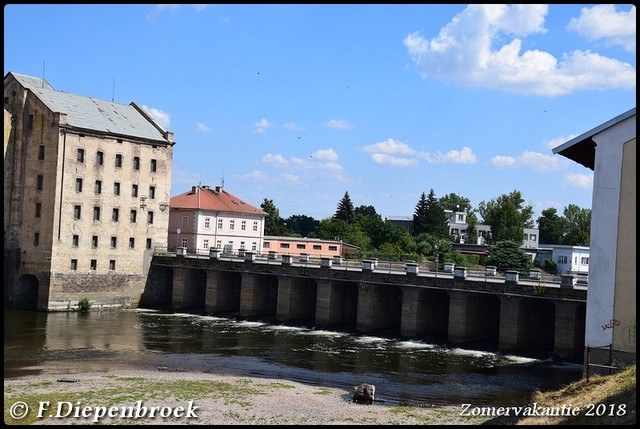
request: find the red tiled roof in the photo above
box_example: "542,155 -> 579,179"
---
170,186 -> 268,216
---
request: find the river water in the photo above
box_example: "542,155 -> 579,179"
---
4,307 -> 583,407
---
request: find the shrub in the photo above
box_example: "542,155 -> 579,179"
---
77,298 -> 92,313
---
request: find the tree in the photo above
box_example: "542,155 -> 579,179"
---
478,190 -> 534,243
333,191 -> 356,224
537,207 -> 565,244
314,218 -> 371,251
439,193 -> 472,212
413,189 -> 449,238
284,214 -> 318,237
261,198 -> 288,236
487,240 -> 532,272
561,204 -> 591,246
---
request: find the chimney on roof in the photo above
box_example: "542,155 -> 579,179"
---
191,186 -> 198,194
215,186 -> 222,193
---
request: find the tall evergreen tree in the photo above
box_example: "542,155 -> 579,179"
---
412,192 -> 429,235
333,191 -> 356,224
424,189 -> 450,238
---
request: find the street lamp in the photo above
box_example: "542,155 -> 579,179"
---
435,245 -> 439,277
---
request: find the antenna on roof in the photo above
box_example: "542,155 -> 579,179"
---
221,174 -> 225,189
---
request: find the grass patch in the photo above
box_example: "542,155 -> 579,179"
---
314,387 -> 333,396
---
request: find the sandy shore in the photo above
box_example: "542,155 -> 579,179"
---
4,368 -> 493,425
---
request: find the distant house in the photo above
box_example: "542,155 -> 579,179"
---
552,107 -> 636,367
263,236 -> 360,258
168,185 -> 267,254
536,244 -> 590,275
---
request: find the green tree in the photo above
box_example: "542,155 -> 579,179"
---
561,204 -> 591,246
487,240 -> 532,272
537,207 -> 565,244
465,211 -> 479,245
412,192 -> 429,235
261,198 -> 288,236
413,189 -> 449,238
333,191 -> 356,224
439,193 -> 473,212
478,190 -> 534,243
284,214 -> 318,237
314,218 -> 370,251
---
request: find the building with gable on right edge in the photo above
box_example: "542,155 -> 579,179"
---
552,107 -> 636,372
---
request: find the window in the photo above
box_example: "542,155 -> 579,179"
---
37,175 -> 44,190
92,235 -> 98,248
558,255 -> 568,264
530,234 -> 537,242
313,245 -> 322,250
73,205 -> 81,220
203,239 -> 209,249
132,184 -> 138,197
114,182 -> 121,196
28,114 -> 33,129
581,257 -> 589,265
90,259 -> 97,271
229,220 -> 235,230
33,232 -> 40,246
70,259 -> 78,271
35,202 -> 42,218
328,246 -> 338,251
181,238 -> 188,248
146,238 -> 152,249
75,178 -> 83,192
264,242 -> 270,249
253,221 -> 258,232
72,235 -> 79,247
241,220 -> 247,231
133,156 -> 140,170
240,241 -> 246,250
115,154 -> 122,168
130,209 -> 137,223
96,151 -> 104,165
457,214 -> 464,222
150,159 -> 157,172
77,148 -> 85,162
252,242 -> 257,251
38,145 -> 45,160
95,180 -> 102,194
129,237 -> 135,248
204,217 -> 210,229
296,244 -> 306,249
147,211 -> 154,224
111,236 -> 117,248
218,219 -> 223,229
93,206 -> 101,221
216,240 -> 222,249
112,208 -> 119,222
109,260 -> 116,271
149,186 -> 156,199
280,243 -> 290,249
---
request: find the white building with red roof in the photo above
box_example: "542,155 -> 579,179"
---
168,185 -> 268,254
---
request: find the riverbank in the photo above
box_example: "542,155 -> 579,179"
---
4,368 -> 492,425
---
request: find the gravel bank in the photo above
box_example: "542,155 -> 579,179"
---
4,368 -> 492,425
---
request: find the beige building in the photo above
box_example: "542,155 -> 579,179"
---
262,236 -> 360,258
168,185 -> 268,254
553,107 -> 636,368
4,72 -> 175,311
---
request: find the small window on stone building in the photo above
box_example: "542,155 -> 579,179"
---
132,184 -> 138,197
77,148 -> 85,162
115,154 -> 123,168
147,211 -> 154,224
75,178 -> 83,192
92,235 -> 98,248
73,205 -> 81,220
95,180 -> 102,194
114,182 -> 121,196
133,156 -> 140,170
70,259 -> 78,271
38,145 -> 45,160
146,238 -> 152,249
112,208 -> 119,222
109,260 -> 116,271
129,237 -> 135,248
93,207 -> 101,221
90,259 -> 97,271
130,209 -> 137,223
149,186 -> 156,199
96,151 -> 104,165
37,175 -> 44,190
111,236 -> 117,248
150,159 -> 157,172
33,232 -> 40,247
72,234 -> 79,247
35,202 -> 42,218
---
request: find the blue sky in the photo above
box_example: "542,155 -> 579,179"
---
4,4 -> 636,221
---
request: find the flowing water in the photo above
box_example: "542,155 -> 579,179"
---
4,307 -> 583,407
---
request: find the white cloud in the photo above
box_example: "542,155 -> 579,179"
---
253,118 -> 272,133
567,4 -> 636,53
563,171 -> 593,189
361,138 -> 419,166
279,173 -> 305,187
491,150 -> 569,171
404,4 -> 636,96
262,153 -> 288,165
323,119 -> 353,129
311,148 -> 339,162
234,169 -> 268,182
283,122 -> 305,131
371,153 -> 418,166
196,122 -> 211,132
422,147 -> 477,164
141,105 -> 171,129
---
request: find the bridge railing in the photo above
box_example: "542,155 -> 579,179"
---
154,246 -> 568,286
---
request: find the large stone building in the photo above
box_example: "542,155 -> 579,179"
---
553,107 -> 636,368
4,72 -> 175,311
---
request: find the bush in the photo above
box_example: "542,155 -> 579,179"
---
77,298 -> 92,313
544,258 -> 557,273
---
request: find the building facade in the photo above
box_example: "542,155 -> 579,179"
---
553,107 -> 636,365
262,236 -> 360,258
4,72 -> 175,311
536,244 -> 590,275
168,185 -> 267,254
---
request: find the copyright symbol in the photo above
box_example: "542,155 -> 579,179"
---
9,401 -> 29,419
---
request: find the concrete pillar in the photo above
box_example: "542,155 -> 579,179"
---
239,272 -> 272,317
554,300 -> 584,359
205,270 -> 239,313
356,283 -> 374,332
498,295 -> 522,352
401,287 -> 421,337
315,279 -> 341,327
171,267 -> 197,310
447,290 -> 468,344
